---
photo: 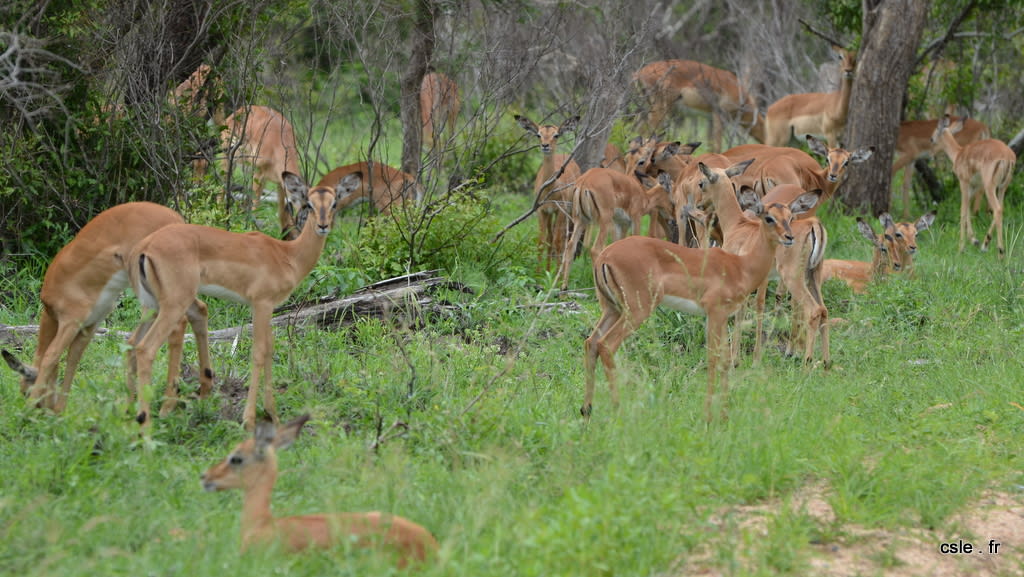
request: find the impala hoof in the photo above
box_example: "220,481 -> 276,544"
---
135,411 -> 148,425
580,404 -> 592,418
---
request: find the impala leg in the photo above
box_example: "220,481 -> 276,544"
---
752,280 -> 768,364
29,323 -> 82,410
583,309 -> 622,417
901,164 -> 914,220
188,299 -> 214,398
133,304 -> 190,431
158,316 -> 188,417
958,177 -> 977,250
21,307 -> 57,396
53,325 -> 100,412
704,311 -> 730,421
559,216 -> 586,290
980,175 -> 1004,257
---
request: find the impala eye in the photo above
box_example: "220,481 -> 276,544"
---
229,454 -> 244,466
765,216 -> 776,224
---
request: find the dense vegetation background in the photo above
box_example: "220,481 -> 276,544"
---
2,1 -> 1024,575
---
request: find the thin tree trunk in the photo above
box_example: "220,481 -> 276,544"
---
841,0 -> 930,215
400,0 -> 437,178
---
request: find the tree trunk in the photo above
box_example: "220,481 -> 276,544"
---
841,0 -> 930,215
400,0 -> 437,178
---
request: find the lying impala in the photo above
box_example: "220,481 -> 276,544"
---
892,117 -> 989,218
764,45 -> 856,147
932,114 -> 1016,257
582,163 -> 818,420
821,215 -> 903,294
2,202 -> 212,415
128,172 -> 362,431
633,59 -> 763,151
890,211 -> 935,277
515,114 -> 582,272
316,161 -> 422,214
221,105 -> 303,239
202,414 -> 439,567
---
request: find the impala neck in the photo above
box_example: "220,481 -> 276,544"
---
240,467 -> 277,542
834,72 -> 853,124
713,184 -> 748,237
285,209 -> 333,279
937,129 -> 963,161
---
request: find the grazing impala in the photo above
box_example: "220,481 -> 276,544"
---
764,46 -> 856,148
221,105 -> 303,239
582,162 -> 817,420
202,414 -> 439,566
892,117 -> 989,218
127,172 -> 362,431
316,161 -> 421,214
634,59 -> 763,151
932,114 -> 1016,257
515,114 -> 582,272
2,203 -> 212,415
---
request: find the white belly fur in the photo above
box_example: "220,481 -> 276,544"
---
200,283 -> 250,305
85,270 -> 130,326
661,295 -> 706,315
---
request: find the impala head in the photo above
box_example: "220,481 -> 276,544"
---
283,172 -> 362,237
626,137 -> 700,177
805,135 -> 874,183
833,45 -> 857,78
515,114 -> 579,156
695,159 -> 754,205
741,188 -> 818,248
857,215 -> 901,272
202,414 -> 310,493
931,114 -> 964,144
892,211 -> 935,256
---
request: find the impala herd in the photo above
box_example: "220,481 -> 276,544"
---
2,48 -> 1019,566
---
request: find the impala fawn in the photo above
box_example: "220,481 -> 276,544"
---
202,414 -> 439,567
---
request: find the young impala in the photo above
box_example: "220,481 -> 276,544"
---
202,414 -> 439,567
582,162 -> 818,421
127,172 -> 361,431
931,114 -> 1016,257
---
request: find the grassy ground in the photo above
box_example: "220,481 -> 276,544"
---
2,168 -> 1024,576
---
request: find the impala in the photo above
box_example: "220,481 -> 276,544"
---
932,114 -> 1017,257
202,414 -> 439,566
421,71 -> 460,153
743,183 -> 830,365
316,161 -> 422,214
583,167 -> 818,420
515,114 -> 582,272
221,105 -> 303,239
890,211 -> 935,277
2,202 -> 212,414
892,117 -> 989,218
764,46 -> 856,147
633,59 -> 764,151
821,215 -> 902,294
127,172 -> 362,431
671,152 -> 738,247
557,167 -> 673,289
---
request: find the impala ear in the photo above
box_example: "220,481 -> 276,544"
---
678,141 -> 701,155
788,192 -> 819,216
851,147 -> 874,163
879,212 -> 896,231
659,141 -> 682,158
726,158 -> 754,178
698,162 -> 717,183
806,135 -> 828,157
282,171 -> 309,207
272,414 -> 311,451
335,172 -> 362,198
736,186 -> 761,213
856,217 -> 879,244
559,115 -> 580,134
514,114 -> 539,136
253,421 -> 277,459
916,211 -> 936,231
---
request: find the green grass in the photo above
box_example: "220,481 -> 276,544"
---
3,173 -> 1024,576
